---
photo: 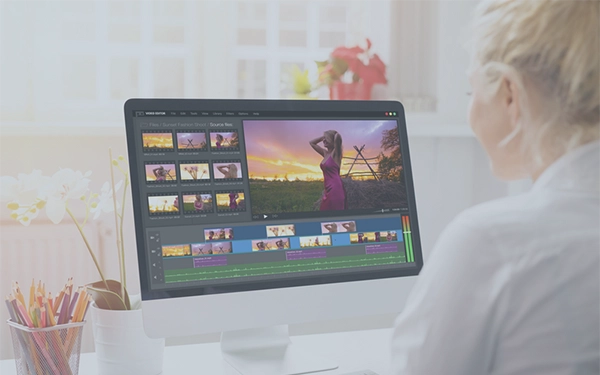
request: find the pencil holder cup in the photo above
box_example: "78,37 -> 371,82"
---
7,319 -> 86,375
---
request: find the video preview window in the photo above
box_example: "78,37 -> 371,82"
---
177,131 -> 207,152
144,162 -> 177,183
179,161 -> 211,182
243,120 -> 408,216
212,161 -> 243,181
142,131 -> 174,153
209,131 -> 240,151
182,192 -> 213,214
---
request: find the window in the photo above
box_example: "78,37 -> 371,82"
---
60,2 -> 197,105
0,0 -> 440,130
231,1 -> 388,99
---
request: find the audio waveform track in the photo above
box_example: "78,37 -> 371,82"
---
164,252 -> 407,283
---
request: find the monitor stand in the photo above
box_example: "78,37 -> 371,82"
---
221,325 -> 339,375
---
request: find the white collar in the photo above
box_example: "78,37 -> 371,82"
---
531,141 -> 600,194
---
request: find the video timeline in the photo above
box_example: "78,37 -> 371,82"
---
158,217 -> 404,260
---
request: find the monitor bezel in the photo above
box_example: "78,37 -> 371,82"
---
123,99 -> 424,301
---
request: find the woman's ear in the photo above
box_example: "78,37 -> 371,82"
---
501,75 -> 521,130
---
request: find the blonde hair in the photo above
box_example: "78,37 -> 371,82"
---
470,0 -> 599,166
227,163 -> 238,178
324,130 -> 343,167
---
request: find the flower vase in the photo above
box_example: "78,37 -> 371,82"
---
329,81 -> 373,100
90,295 -> 164,375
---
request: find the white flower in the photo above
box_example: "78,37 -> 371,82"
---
1,170 -> 50,226
8,205 -> 41,226
91,181 -> 122,219
43,169 -> 91,224
1,170 -> 49,203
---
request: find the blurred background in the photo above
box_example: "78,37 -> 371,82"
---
0,0 -> 531,359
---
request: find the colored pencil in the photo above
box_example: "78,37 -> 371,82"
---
69,287 -> 80,318
48,291 -> 53,312
40,306 -> 47,328
30,307 -> 38,328
80,296 -> 92,321
46,299 -> 57,327
10,298 -> 23,325
58,289 -> 71,325
7,296 -> 39,375
6,278 -> 88,375
5,296 -> 17,322
13,283 -> 26,308
28,279 -> 34,311
73,288 -> 88,322
35,292 -> 43,311
53,285 -> 66,316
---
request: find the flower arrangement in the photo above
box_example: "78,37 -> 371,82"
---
1,149 -> 132,310
317,39 -> 387,99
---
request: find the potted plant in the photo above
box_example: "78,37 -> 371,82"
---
316,38 -> 387,100
1,149 -> 164,375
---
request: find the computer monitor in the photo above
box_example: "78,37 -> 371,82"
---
124,99 -> 423,375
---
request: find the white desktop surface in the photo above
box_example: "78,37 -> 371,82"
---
0,328 -> 393,375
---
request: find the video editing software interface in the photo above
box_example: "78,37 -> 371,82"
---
130,108 -> 418,292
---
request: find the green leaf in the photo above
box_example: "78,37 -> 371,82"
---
315,60 -> 329,68
86,279 -> 131,310
331,58 -> 348,76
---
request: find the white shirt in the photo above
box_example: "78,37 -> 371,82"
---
391,141 -> 600,375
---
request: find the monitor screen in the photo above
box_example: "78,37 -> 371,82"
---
124,99 -> 422,301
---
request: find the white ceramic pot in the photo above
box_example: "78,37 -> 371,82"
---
90,296 -> 165,375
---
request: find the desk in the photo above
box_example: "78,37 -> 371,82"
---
0,328 -> 393,375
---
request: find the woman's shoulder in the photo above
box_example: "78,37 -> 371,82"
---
444,190 -> 599,261
455,194 -> 535,229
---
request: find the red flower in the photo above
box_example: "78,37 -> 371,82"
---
321,38 -> 387,85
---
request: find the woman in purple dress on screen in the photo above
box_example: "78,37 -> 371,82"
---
194,195 -> 204,211
229,192 -> 238,209
215,134 -> 224,149
309,130 -> 346,211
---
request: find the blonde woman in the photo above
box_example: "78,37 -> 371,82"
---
391,1 -> 599,374
309,129 -> 346,210
217,163 -> 238,179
